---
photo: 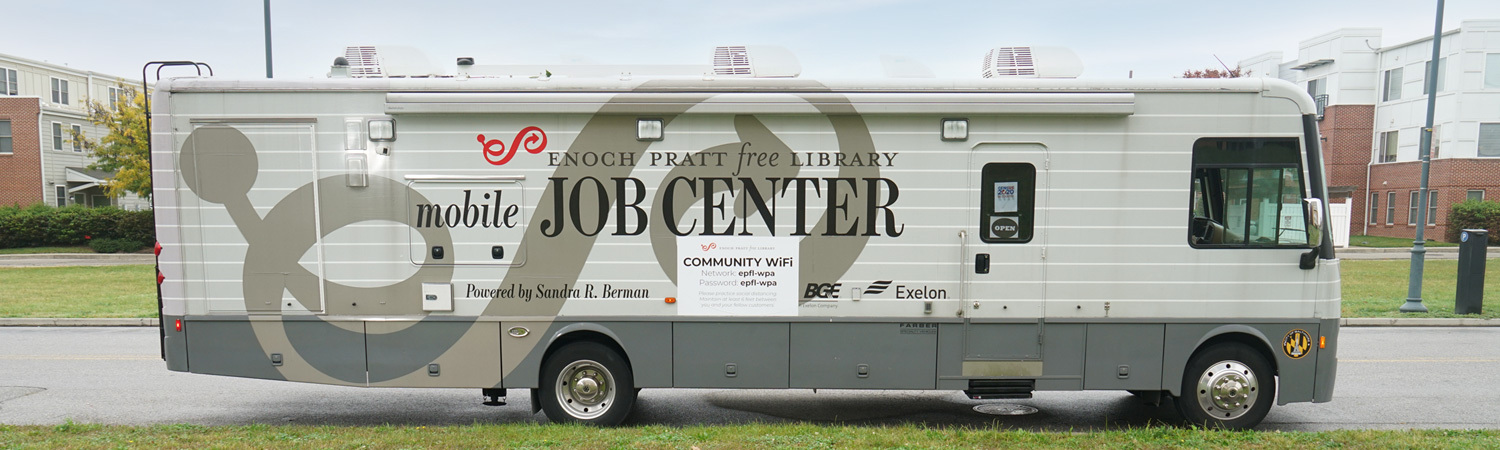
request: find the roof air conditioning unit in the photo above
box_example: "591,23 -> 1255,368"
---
712,45 -> 801,78
341,46 -> 439,78
981,46 -> 1083,79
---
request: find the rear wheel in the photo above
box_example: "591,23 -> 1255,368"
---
1176,342 -> 1275,430
539,341 -> 635,426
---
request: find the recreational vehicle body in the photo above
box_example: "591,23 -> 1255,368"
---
151,68 -> 1339,429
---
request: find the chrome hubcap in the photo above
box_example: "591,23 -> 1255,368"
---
555,359 -> 614,419
1196,360 -> 1258,420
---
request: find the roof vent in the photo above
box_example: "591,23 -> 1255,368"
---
345,46 -> 383,77
341,46 -> 439,78
981,46 -> 1083,79
711,45 -> 800,78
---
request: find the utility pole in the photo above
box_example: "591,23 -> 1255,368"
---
264,0 -> 274,78
1401,0 -> 1445,313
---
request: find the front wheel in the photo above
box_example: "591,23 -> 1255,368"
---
1176,342 -> 1275,430
539,341 -> 636,426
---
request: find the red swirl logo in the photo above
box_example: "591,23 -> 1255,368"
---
700,242 -> 717,251
478,126 -> 548,166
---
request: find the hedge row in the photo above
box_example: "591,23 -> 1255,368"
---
0,204 -> 154,250
1446,200 -> 1500,245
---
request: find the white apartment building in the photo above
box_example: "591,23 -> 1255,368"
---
1242,20 -> 1500,240
0,52 -> 149,210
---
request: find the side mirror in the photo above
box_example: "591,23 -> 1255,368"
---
1303,198 -> 1324,249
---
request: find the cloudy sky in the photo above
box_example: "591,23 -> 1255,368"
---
8,0 -> 1500,81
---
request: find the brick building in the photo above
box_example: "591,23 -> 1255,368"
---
0,52 -> 148,210
1242,20 -> 1500,241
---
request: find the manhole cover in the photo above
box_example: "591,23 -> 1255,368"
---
973,404 -> 1038,416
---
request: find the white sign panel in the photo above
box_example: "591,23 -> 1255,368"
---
994,181 -> 1018,213
676,236 -> 798,316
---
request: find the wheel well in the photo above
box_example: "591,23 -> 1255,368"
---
541,330 -> 632,374
1195,332 -> 1279,376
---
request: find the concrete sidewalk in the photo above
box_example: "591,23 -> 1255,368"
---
0,253 -> 154,267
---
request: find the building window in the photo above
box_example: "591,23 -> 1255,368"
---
108,86 -> 122,110
1404,189 -> 1416,225
1481,123 -> 1500,157
1308,78 -> 1327,119
1468,190 -> 1485,202
1487,53 -> 1500,89
1369,193 -> 1379,225
71,124 -> 83,152
55,186 -> 66,207
1386,192 -> 1396,225
0,120 -> 11,154
1,68 -> 16,95
1424,58 -> 1446,94
1379,130 -> 1399,163
1383,67 -> 1402,102
51,78 -> 69,105
1431,124 -> 1442,159
52,122 -> 63,151
1429,190 -> 1438,226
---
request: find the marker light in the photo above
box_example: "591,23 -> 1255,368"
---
638,119 -> 663,141
175,319 -> 182,332
157,271 -> 165,285
665,297 -> 677,304
942,119 -> 968,141
368,119 -> 396,141
154,241 -> 162,256
1319,336 -> 1326,349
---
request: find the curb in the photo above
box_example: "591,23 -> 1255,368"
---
1340,317 -> 1500,327
1,318 -> 1495,327
0,318 -> 159,327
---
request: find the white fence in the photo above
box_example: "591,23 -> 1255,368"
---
1330,200 -> 1351,248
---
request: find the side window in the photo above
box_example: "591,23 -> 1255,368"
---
1188,138 -> 1309,248
979,162 -> 1035,243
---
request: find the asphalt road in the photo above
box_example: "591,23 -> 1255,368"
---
2,326 -> 1497,430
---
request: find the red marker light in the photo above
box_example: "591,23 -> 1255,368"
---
154,242 -> 162,256
157,271 -> 165,285
175,319 -> 182,332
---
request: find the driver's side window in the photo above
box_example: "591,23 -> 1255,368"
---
1189,139 -> 1309,248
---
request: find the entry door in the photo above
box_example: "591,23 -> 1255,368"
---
188,121 -> 323,314
963,143 -> 1048,368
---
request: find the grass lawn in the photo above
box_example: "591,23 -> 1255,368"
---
0,264 -> 156,318
1341,259 -> 1500,319
1,423 -> 1496,449
0,246 -> 94,255
1348,234 -> 1458,248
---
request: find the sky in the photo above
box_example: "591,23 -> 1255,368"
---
7,0 -> 1500,82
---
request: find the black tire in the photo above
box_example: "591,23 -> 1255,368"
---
539,341 -> 636,426
1175,342 -> 1275,430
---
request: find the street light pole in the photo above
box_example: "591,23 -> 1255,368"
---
264,0 -> 273,79
1401,0 -> 1445,313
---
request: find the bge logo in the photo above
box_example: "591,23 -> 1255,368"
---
805,283 -> 841,299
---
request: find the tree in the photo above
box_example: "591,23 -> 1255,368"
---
74,84 -> 151,199
1182,66 -> 1249,78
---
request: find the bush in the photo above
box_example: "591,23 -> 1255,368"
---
87,237 -> 146,253
1446,200 -> 1500,245
0,204 -> 154,249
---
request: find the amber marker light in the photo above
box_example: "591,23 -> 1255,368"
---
665,297 -> 677,304
1319,336 -> 1326,349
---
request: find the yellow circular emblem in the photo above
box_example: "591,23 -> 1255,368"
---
1282,329 -> 1312,359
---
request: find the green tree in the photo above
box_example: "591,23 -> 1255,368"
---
74,83 -> 151,199
1182,66 -> 1249,78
